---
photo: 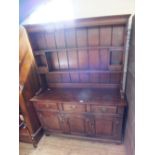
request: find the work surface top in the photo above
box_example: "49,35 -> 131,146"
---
31,88 -> 126,106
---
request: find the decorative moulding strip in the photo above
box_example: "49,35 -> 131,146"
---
33,46 -> 124,54
48,83 -> 120,89
46,70 -> 122,74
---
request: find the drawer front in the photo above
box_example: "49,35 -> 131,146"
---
91,105 -> 117,114
63,104 -> 86,113
33,102 -> 59,111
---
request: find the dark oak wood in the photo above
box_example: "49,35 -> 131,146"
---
23,15 -> 129,143
19,26 -> 43,147
31,88 -> 126,143
25,15 -> 128,89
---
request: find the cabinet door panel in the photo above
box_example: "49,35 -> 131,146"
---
95,118 -> 113,135
94,115 -> 123,140
65,114 -> 86,135
37,111 -> 62,132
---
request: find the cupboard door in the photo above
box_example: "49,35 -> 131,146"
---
65,114 -> 86,136
37,111 -> 62,133
94,115 -> 123,140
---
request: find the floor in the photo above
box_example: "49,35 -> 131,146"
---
20,135 -> 126,155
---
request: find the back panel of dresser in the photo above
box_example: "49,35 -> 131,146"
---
25,15 -> 129,89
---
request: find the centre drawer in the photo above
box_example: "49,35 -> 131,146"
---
33,102 -> 59,111
62,103 -> 86,112
90,105 -> 117,114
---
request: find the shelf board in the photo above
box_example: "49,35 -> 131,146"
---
33,46 -> 124,55
46,70 -> 122,74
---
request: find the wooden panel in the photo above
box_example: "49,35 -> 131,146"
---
89,49 -> 100,69
66,114 -> 86,135
61,73 -> 71,83
100,27 -> 112,46
110,50 -> 123,65
34,32 -> 47,50
45,52 -> 59,71
65,29 -> 76,47
78,50 -> 89,69
110,73 -> 122,84
100,49 -> 109,70
89,73 -> 99,83
19,27 -> 41,135
79,73 -> 89,83
112,26 -> 124,46
70,73 -> 79,83
63,104 -> 86,112
76,28 -> 87,47
27,16 -> 128,89
99,73 -> 110,83
37,111 -> 62,131
68,50 -> 78,69
55,30 -> 66,48
91,105 -> 117,113
46,73 -> 62,83
28,32 -> 38,50
95,116 -> 113,136
45,31 -> 56,49
88,28 -> 99,46
34,102 -> 58,111
57,50 -> 68,69
35,55 -> 47,67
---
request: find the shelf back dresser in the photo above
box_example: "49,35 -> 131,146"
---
24,15 -> 130,143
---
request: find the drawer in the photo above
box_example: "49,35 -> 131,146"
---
63,104 -> 86,112
91,105 -> 117,114
33,102 -> 59,111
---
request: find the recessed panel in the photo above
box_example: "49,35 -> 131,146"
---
55,30 -> 66,48
70,73 -> 79,83
58,50 -> 68,69
110,51 -> 122,65
76,28 -> 87,47
89,49 -> 100,69
78,50 -> 89,69
35,55 -> 47,67
89,73 -> 99,83
65,29 -> 76,48
112,26 -> 124,46
100,27 -> 112,46
46,73 -> 62,83
79,73 -> 89,83
68,50 -> 78,69
88,28 -> 99,46
45,52 -> 59,71
45,32 -> 56,49
61,73 -> 71,82
100,49 -> 109,70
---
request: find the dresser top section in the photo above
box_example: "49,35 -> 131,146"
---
31,88 -> 126,106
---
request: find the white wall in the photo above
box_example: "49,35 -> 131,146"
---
23,0 -> 134,24
72,0 -> 134,18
